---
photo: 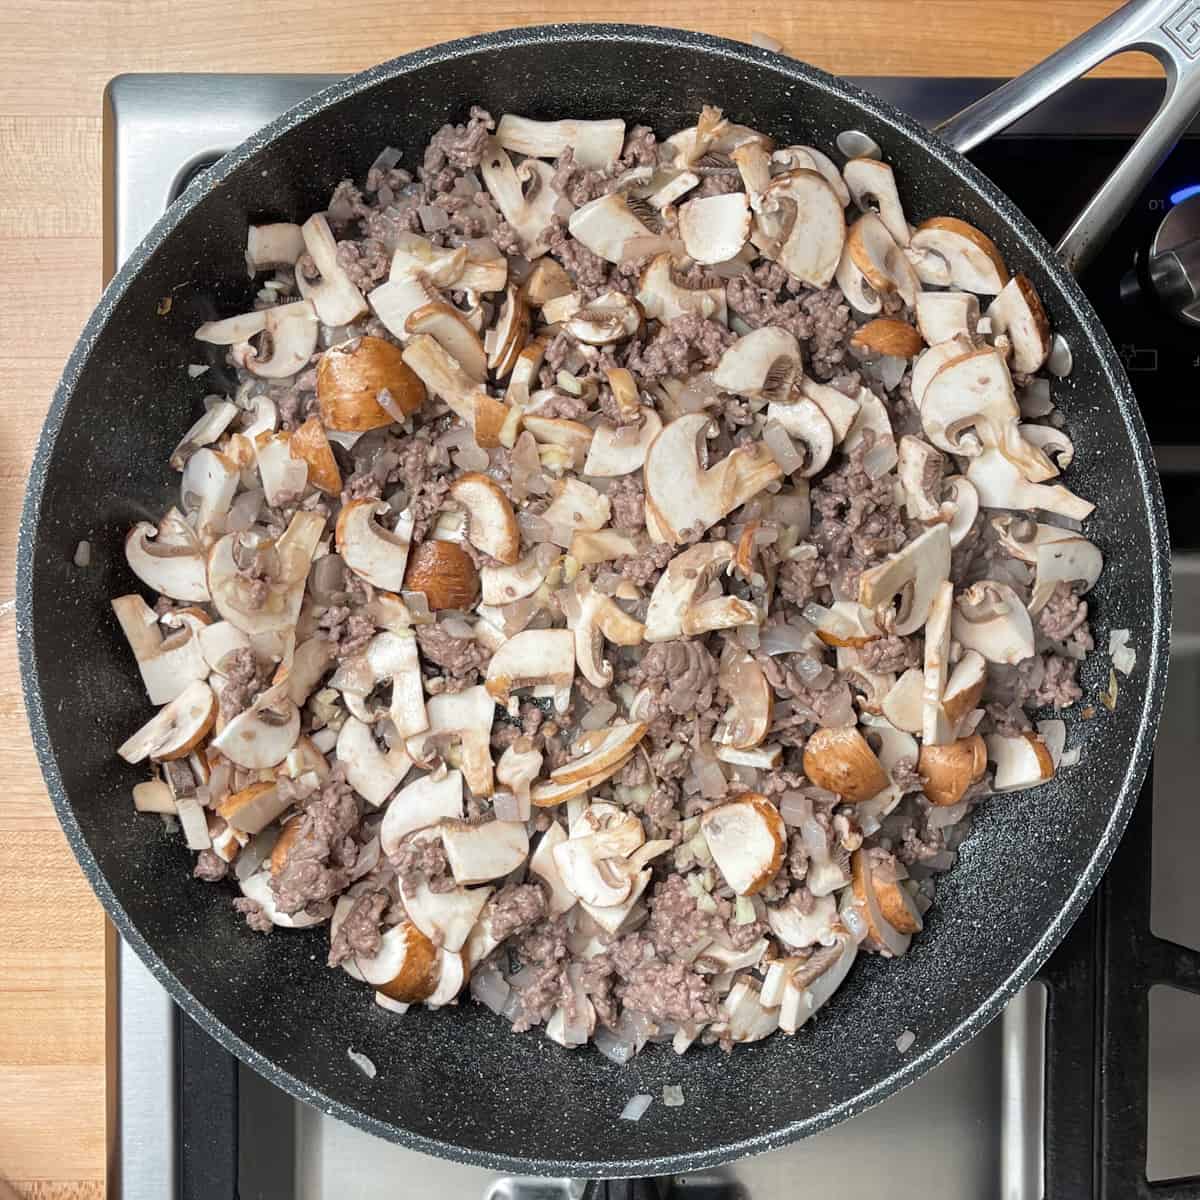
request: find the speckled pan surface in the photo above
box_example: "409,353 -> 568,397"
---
17,24 -> 1169,1178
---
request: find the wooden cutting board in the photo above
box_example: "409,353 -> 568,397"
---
0,2 -> 1143,1195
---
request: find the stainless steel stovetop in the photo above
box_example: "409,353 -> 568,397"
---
103,72 -> 1200,1200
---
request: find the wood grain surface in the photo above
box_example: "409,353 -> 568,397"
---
0,1 -> 1147,1195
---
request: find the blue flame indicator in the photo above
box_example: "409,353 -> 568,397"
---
1170,184 -> 1200,205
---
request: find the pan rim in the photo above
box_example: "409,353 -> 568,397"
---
16,22 -> 1171,1177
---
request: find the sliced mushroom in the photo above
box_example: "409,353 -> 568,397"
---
952,580 -> 1036,665
112,595 -> 209,705
484,628 -> 575,714
569,528 -> 641,566
335,714 -> 412,808
943,652 -> 988,737
678,192 -> 751,265
636,254 -> 727,323
755,169 -> 846,288
486,283 -> 531,379
337,629 -> 427,737
897,435 -> 949,523
1030,533 -> 1102,614
126,520 -> 210,603
564,291 -> 642,346
403,539 -> 480,611
553,802 -> 646,908
522,415 -> 594,469
440,819 -> 529,886
842,389 -> 898,479
522,258 -> 574,308
904,242 -> 952,287
700,793 -> 785,896
287,417 -> 342,496
479,141 -> 558,258
922,579 -> 956,746
915,291 -> 980,346
318,335 -> 426,430
401,872 -> 493,954
541,477 -> 612,535
181,446 -> 241,545
333,500 -> 413,592
644,413 -> 781,543
944,475 -> 980,548
399,332 -> 498,435
253,433 -> 307,510
405,685 -> 494,797
496,114 -> 625,168
850,317 -> 924,359
446,473 -> 519,565
246,222 -> 305,271
986,732 -> 1055,791
582,409 -> 662,477
202,300 -> 320,381
405,301 -> 488,383
1019,424 -> 1074,473
766,892 -> 839,950
799,377 -> 861,442
480,554 -> 546,607
210,681 -> 299,769
562,576 -> 645,688
528,822 -> 577,917
918,735 -> 987,806
967,447 -> 1095,521
847,212 -> 920,307
714,647 -> 773,750
810,599 -> 879,649
910,217 -> 1009,295
857,524 -> 951,636
379,769 -> 463,856
644,540 -> 734,642
170,401 -> 240,471
239,869 -> 331,929
712,327 -> 803,400
214,780 -> 289,835
802,727 -> 888,803
567,192 -> 657,263
117,679 -> 216,763
987,275 -> 1051,374
842,157 -> 909,246
297,214 -> 368,326
647,170 -> 700,209
850,849 -> 919,952
921,348 -> 1055,481
715,976 -> 780,1045
548,723 -> 647,788
910,334 -> 975,410
356,922 -> 441,1002
881,667 -> 924,735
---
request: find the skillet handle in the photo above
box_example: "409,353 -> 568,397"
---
935,0 -> 1200,275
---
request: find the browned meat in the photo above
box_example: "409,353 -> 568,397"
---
390,837 -> 454,894
618,960 -> 717,1025
317,607 -> 376,661
334,238 -> 390,291
626,314 -> 736,381
633,639 -> 719,718
217,647 -> 268,721
416,623 -> 491,681
858,635 -> 921,674
1035,653 -> 1083,708
193,850 -> 228,882
328,890 -> 389,967
423,105 -> 494,172
271,771 -> 362,915
617,541 -> 674,587
1037,582 -> 1092,644
484,882 -> 547,941
233,897 -> 273,934
549,146 -> 615,206
607,474 -> 646,532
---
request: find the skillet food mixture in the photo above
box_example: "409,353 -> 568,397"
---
114,106 -> 1101,1057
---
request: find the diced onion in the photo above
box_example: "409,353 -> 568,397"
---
620,1094 -> 653,1122
662,1084 -> 685,1107
594,1025 -> 637,1065
896,1029 -> 915,1054
347,1048 -> 378,1078
750,30 -> 783,51
470,960 -> 512,1015
1109,628 -> 1136,675
763,420 -> 805,475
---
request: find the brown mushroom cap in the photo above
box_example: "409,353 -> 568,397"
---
402,541 -> 480,611
849,317 -> 924,359
288,417 -> 343,495
317,336 -> 426,431
802,726 -> 889,803
917,735 -> 987,806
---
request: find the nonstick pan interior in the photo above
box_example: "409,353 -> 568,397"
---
17,25 -> 1169,1176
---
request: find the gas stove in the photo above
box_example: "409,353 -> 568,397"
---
103,72 -> 1200,1200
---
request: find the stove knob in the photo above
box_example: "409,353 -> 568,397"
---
1122,193 -> 1200,326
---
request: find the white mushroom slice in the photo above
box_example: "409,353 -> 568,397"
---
952,581 -> 1036,665
568,192 -> 657,264
405,302 -> 488,383
480,554 -> 546,606
530,758 -> 634,808
564,578 -> 645,687
911,335 -> 975,410
194,310 -> 268,345
126,521 -> 210,603
967,448 -> 1095,521
582,409 -> 662,477
915,291 -> 980,346
858,523 -> 951,637
496,114 -> 625,168
1030,534 -> 1103,614
757,169 -> 846,288
541,477 -> 612,534
280,636 -> 335,708
766,397 -> 834,477
521,415 -> 593,469
552,723 -> 648,788
446,473 -> 519,565
1020,424 -> 1074,473
246,222 -> 304,271
210,681 -> 299,769
922,580 -> 955,746
842,158 -> 909,246
717,977 -> 780,1045
942,651 -> 988,736
253,434 -> 307,510
835,244 -> 883,316
715,649 -> 773,750
809,599 -> 878,649
897,436 -> 949,523
440,820 -> 529,886
355,922 -> 441,1001
553,803 -> 646,907
678,192 -> 751,265
180,446 -> 240,545
644,540 -> 734,642
401,873 -> 493,954
1037,718 -> 1067,769
215,780 -> 288,835
850,850 -> 915,955
881,667 -> 925,735
170,401 -> 239,471
405,684 -> 496,793
486,284 -> 531,379
380,770 -> 463,855
644,413 -> 781,543
701,794 -> 786,896
648,170 -> 700,209
484,628 -> 575,713
367,270 -> 440,341
297,214 -> 368,326
117,679 -> 216,763
696,938 -> 770,975
387,234 -> 468,285
802,727 -> 888,803
683,594 -> 759,637
424,947 -> 469,1009
904,242 -> 952,287
111,595 -> 208,705
767,892 -> 839,950
944,476 -> 980,548
987,732 -> 1055,791
528,823 -> 576,916
240,870 -> 330,929
799,377 -> 861,442
843,390 -> 898,479
579,868 -> 652,937
197,620 -> 251,673
784,144 -> 850,205
335,500 -> 414,592
636,253 -> 726,323
918,734 -> 988,807
847,213 -> 919,307
564,291 -> 642,345
400,333 -> 491,430
910,217 -> 1009,295
731,139 -> 773,202
988,275 -> 1051,374
712,327 -> 802,400
922,348 -> 1055,481
479,142 -> 559,258
337,716 -> 413,808
569,529 -> 641,566
352,629 -> 427,738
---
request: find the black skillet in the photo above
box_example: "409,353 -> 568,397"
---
17,9 -> 1176,1180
